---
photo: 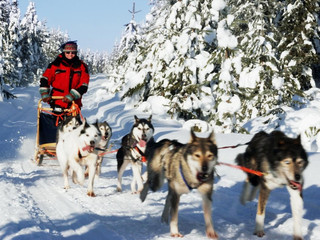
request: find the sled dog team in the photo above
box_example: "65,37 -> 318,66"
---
55,115 -> 308,240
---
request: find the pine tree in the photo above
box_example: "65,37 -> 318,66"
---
0,0 -> 12,85
19,2 -> 47,86
208,11 -> 241,132
4,0 -> 22,86
278,0 -> 319,91
41,29 -> 68,68
109,0 -> 220,119
106,0 -> 320,134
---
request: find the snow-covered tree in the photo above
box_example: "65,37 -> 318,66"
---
227,0 -> 283,121
4,0 -> 22,86
278,0 -> 319,90
0,0 -> 13,85
19,2 -> 47,86
41,28 -> 68,66
109,0 -> 220,119
106,0 -> 320,134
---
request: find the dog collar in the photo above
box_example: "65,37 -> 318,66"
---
179,165 -> 203,190
180,165 -> 193,190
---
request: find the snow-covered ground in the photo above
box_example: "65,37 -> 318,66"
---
0,74 -> 319,240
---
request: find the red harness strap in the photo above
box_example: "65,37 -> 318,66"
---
218,162 -> 264,177
134,146 -> 147,162
41,102 -> 83,126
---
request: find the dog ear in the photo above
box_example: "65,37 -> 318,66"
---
95,119 -> 99,125
148,115 -> 152,122
208,131 -> 216,144
134,115 -> 139,123
81,118 -> 87,128
189,127 -> 198,143
79,118 -> 87,134
294,135 -> 301,144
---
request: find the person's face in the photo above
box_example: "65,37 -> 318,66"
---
64,51 -> 76,60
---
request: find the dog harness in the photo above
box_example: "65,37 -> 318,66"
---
135,146 -> 146,162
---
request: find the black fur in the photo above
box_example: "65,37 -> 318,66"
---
236,130 -> 308,186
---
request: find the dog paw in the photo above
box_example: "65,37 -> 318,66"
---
170,232 -> 183,238
87,191 -> 96,197
116,187 -> 122,192
206,229 -> 218,239
254,230 -> 265,237
64,185 -> 70,190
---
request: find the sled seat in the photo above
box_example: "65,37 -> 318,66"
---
34,96 -> 81,165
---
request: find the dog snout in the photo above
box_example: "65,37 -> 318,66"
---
202,163 -> 208,172
295,173 -> 301,181
142,133 -> 147,140
90,140 -> 95,146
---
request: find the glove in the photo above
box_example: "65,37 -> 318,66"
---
42,96 -> 51,103
41,92 -> 51,103
62,94 -> 74,103
63,89 -> 81,103
40,87 -> 51,103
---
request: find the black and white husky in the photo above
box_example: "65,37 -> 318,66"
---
116,115 -> 155,193
56,118 -> 101,197
91,121 -> 112,177
236,130 -> 309,239
56,115 -> 82,141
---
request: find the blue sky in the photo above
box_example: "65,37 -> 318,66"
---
19,0 -> 151,53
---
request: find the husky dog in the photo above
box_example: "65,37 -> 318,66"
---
140,129 -> 219,239
56,119 -> 101,197
116,115 -> 155,193
85,121 -> 112,177
56,115 -> 82,141
236,130 -> 308,240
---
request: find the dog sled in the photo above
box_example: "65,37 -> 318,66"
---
34,96 -> 81,165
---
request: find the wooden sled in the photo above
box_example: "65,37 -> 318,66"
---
34,96 -> 81,165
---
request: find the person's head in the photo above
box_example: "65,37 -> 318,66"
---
62,41 -> 77,60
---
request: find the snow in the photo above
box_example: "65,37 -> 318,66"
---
0,74 -> 320,240
217,20 -> 237,49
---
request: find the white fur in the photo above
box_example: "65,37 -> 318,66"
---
287,186 -> 304,239
56,120 -> 101,197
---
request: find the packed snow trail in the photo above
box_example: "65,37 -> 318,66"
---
0,74 -> 319,240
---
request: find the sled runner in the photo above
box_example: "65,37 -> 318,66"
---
34,96 -> 81,165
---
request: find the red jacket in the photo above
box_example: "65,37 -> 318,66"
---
40,54 -> 89,108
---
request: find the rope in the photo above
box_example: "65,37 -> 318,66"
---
41,109 -> 66,126
41,102 -> 83,126
218,142 -> 250,149
97,149 -> 118,156
218,162 -> 264,177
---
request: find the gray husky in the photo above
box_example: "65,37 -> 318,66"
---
236,130 -> 308,240
140,129 -> 219,239
116,115 -> 155,193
